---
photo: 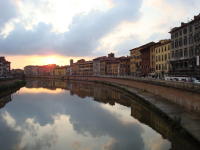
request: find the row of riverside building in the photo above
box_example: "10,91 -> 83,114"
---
24,13 -> 200,79
24,53 -> 131,77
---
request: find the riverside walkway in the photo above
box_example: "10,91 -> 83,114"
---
68,76 -> 200,142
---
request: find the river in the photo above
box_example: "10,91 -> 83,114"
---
0,79 -> 199,150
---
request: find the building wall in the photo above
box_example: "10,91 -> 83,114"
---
93,59 -> 100,76
130,48 -> 141,76
141,48 -> 151,76
150,45 -> 158,74
24,65 -> 56,76
107,61 -> 120,76
170,14 -> 200,77
155,40 -> 171,77
119,57 -> 130,76
54,67 -> 67,76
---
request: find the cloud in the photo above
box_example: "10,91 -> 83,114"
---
0,0 -> 18,29
0,0 -> 142,56
0,80 -> 173,150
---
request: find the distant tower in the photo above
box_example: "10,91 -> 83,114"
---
70,59 -> 73,66
108,53 -> 115,58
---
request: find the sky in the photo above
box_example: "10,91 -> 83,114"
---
0,0 -> 200,69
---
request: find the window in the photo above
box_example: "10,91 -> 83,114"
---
165,54 -> 167,60
175,50 -> 179,58
172,51 -> 175,58
189,26 -> 192,32
175,40 -> 178,48
189,34 -> 193,44
179,30 -> 182,36
171,34 -> 174,39
175,32 -> 178,38
183,28 -> 187,34
184,36 -> 188,45
179,49 -> 183,58
179,38 -> 182,47
168,45 -> 170,50
184,48 -> 188,57
172,41 -> 174,49
189,47 -> 194,57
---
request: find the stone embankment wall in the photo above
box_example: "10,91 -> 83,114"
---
27,75 -> 200,93
67,76 -> 200,93
67,76 -> 200,114
25,75 -> 200,113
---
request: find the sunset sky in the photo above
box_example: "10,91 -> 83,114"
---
0,0 -> 200,69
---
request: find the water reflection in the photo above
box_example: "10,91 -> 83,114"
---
0,79 -> 199,150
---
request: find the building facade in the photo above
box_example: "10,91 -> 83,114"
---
70,59 -> 93,76
155,40 -> 171,78
130,42 -> 155,76
130,47 -> 141,76
100,53 -> 115,75
54,66 -> 67,76
140,42 -> 155,76
106,59 -> 120,76
118,56 -> 130,76
170,14 -> 200,78
24,64 -> 56,77
0,57 -> 10,78
93,56 -> 107,76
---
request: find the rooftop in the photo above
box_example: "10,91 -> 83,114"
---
170,13 -> 200,33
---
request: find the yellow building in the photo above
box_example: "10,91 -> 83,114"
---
155,40 -> 171,78
106,60 -> 120,76
130,47 -> 141,76
54,66 -> 67,76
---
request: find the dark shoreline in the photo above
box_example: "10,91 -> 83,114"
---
0,80 -> 26,98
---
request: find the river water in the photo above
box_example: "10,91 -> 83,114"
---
0,79 -> 199,150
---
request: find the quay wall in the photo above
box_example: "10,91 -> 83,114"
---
67,76 -> 200,114
26,75 -> 200,93
25,75 -> 200,113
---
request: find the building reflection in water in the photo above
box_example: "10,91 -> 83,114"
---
0,79 -> 199,150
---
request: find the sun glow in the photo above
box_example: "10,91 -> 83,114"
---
6,55 -> 93,69
43,56 -> 60,65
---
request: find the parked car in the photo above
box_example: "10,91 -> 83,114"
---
191,78 -> 200,84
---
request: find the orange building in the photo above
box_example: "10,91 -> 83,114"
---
130,47 -> 141,76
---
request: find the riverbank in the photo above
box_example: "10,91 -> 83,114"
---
65,76 -> 200,144
0,80 -> 26,98
26,75 -> 200,94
